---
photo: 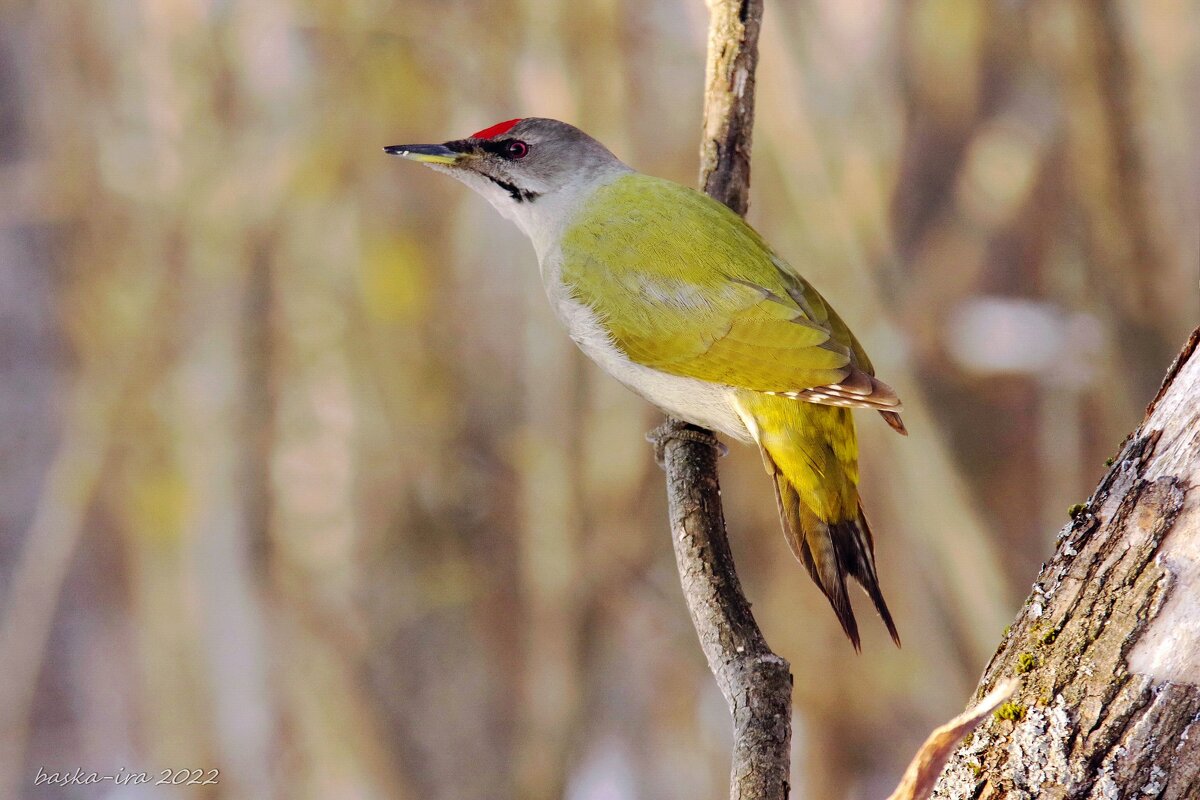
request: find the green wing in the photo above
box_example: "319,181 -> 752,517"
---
560,174 -> 879,395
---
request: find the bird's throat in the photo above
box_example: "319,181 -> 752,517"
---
487,175 -> 539,204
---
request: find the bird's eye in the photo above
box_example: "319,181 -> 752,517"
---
505,140 -> 529,159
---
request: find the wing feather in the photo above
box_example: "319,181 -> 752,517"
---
560,174 -> 904,428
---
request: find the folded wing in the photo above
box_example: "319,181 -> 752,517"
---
561,175 -> 905,432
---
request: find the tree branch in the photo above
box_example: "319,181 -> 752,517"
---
699,0 -> 763,218
657,2 -> 789,799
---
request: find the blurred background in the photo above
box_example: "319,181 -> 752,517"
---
0,0 -> 1195,798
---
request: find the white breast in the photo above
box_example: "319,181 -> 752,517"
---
539,252 -> 753,443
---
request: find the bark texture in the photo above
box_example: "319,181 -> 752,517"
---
658,1 -> 789,799
699,0 -> 763,217
662,427 -> 791,800
933,328 -> 1200,800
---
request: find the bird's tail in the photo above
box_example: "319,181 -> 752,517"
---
769,477 -> 900,650
736,392 -> 899,650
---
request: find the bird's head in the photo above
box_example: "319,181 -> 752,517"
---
385,118 -> 629,233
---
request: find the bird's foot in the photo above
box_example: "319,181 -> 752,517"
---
646,419 -> 727,467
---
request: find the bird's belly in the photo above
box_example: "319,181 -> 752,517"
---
550,293 -> 753,442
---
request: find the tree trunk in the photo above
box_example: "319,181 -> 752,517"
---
932,327 -> 1200,799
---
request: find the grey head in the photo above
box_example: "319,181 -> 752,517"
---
385,118 -> 631,229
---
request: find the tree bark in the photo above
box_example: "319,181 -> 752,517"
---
932,327 -> 1200,800
698,0 -> 763,219
657,1 -> 791,800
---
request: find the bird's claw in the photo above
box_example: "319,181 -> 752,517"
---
646,419 -> 727,467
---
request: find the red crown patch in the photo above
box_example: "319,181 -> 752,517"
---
470,119 -> 522,139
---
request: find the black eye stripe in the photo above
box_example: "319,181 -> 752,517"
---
477,138 -> 529,159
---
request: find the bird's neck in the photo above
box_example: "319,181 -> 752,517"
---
503,165 -> 634,263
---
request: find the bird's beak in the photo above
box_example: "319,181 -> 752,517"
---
383,143 -> 465,166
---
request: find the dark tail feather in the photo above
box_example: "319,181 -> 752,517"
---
771,475 -> 900,650
772,475 -> 859,648
835,507 -> 900,647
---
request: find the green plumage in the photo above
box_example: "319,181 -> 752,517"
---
562,175 -> 861,389
561,174 -> 901,648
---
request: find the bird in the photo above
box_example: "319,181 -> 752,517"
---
386,118 -> 905,649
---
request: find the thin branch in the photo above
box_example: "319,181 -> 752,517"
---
658,2 -> 789,799
699,0 -> 763,217
662,430 -> 792,800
